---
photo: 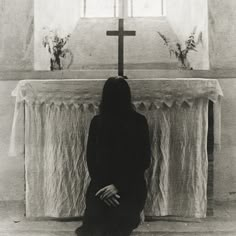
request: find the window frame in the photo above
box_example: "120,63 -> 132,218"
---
128,0 -> 165,17
80,0 -> 166,18
80,0 -> 119,18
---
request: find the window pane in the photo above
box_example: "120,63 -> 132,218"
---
128,0 -> 164,17
82,0 -> 118,17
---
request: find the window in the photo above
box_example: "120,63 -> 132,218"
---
128,0 -> 165,17
81,0 -> 165,18
81,0 -> 119,17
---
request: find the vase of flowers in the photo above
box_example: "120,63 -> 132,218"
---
158,27 -> 202,70
42,29 -> 73,71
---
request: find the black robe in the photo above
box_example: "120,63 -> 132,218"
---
79,110 -> 151,236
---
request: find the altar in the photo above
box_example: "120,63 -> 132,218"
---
9,78 -> 223,219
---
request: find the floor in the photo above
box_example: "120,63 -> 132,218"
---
0,201 -> 236,236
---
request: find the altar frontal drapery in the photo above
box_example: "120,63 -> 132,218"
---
9,79 -> 223,218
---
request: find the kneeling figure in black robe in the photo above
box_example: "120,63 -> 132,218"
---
76,77 -> 151,236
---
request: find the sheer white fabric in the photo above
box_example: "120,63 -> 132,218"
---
9,79 -> 223,218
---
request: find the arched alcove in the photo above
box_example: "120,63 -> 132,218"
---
34,0 -> 209,70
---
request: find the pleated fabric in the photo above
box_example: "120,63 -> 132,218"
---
9,79 -> 223,218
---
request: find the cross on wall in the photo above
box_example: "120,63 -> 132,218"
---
106,19 -> 136,77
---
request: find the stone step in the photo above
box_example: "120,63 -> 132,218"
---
0,220 -> 236,236
0,230 -> 236,236
1,200 -> 236,236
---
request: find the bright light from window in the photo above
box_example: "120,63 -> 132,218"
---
128,0 -> 165,17
81,0 -> 118,17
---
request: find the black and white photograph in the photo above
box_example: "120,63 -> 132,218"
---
0,0 -> 235,235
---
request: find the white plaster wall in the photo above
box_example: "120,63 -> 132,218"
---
208,0 -> 236,201
67,17 -> 178,70
0,0 -> 33,70
215,80 -> 236,201
208,0 -> 236,69
0,0 -> 32,201
166,0 -> 209,70
0,0 -> 32,200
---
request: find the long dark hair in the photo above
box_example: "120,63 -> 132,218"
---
99,76 -> 133,115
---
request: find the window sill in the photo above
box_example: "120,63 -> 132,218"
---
79,16 -> 167,20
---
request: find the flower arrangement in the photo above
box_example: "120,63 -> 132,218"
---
158,27 -> 202,69
42,29 -> 73,71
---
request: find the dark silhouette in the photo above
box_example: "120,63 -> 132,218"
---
76,77 -> 151,236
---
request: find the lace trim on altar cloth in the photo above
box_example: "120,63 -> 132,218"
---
11,79 -> 223,107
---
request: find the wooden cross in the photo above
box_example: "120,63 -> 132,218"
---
106,19 -> 136,77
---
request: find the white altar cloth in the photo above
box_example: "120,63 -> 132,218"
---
9,79 -> 223,218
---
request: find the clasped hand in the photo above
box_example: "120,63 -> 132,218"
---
95,184 -> 120,207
